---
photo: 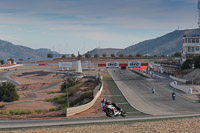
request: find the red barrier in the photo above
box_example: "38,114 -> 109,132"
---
98,63 -> 148,68
39,64 -> 46,66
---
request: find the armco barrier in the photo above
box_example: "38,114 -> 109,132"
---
131,69 -> 151,78
170,82 -> 188,93
169,75 -> 188,83
0,64 -> 24,70
66,76 -> 103,117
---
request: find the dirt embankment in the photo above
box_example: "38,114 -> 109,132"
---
1,117 -> 200,133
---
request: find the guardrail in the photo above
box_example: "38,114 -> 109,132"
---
170,82 -> 192,94
169,75 -> 189,83
0,64 -> 24,70
131,69 -> 151,78
66,76 -> 103,117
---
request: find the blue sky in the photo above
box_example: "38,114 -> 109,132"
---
0,0 -> 197,54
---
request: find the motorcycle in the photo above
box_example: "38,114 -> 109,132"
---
172,92 -> 176,100
172,94 -> 176,100
101,103 -> 126,117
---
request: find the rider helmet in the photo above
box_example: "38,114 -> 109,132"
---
101,98 -> 105,103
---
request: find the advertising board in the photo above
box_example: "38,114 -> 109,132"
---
59,62 -> 73,68
128,62 -> 141,68
106,62 -> 119,68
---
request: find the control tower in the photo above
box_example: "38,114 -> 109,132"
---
198,0 -> 200,29
182,0 -> 200,62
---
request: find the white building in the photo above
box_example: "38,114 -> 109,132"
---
182,36 -> 200,62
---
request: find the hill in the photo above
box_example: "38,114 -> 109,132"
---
118,29 -> 199,56
86,48 -> 122,57
0,40 -> 61,62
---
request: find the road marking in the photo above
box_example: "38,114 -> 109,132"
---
126,112 -> 142,114
116,102 -> 128,105
102,95 -> 122,97
154,74 -> 165,79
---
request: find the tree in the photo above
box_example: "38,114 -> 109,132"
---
71,54 -> 75,57
0,60 -> 4,65
94,54 -> 99,58
19,58 -> 23,61
78,54 -> 82,58
85,52 -> 91,58
110,53 -> 115,58
62,55 -> 66,59
136,53 -> 142,57
173,52 -> 182,57
27,57 -> 31,60
61,78 -> 79,92
161,54 -> 165,57
0,82 -> 19,102
102,53 -> 106,57
128,54 -> 133,58
47,53 -> 53,58
120,54 -> 124,58
154,55 -> 157,57
181,59 -> 192,70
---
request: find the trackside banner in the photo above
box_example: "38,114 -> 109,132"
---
59,62 -> 73,68
128,62 -> 141,68
106,62 -> 119,68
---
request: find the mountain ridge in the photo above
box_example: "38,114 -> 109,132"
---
0,40 -> 61,62
117,28 -> 199,56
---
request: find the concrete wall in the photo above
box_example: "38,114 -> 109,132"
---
170,82 -> 192,94
169,75 -> 188,83
131,69 -> 151,78
66,76 -> 103,117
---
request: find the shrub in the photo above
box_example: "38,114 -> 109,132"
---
0,105 -> 5,109
0,109 -> 34,115
0,82 -> 19,102
61,78 -> 80,92
35,110 -> 42,114
9,109 -> 33,115
49,107 -> 57,112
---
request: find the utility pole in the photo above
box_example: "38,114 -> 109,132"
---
66,74 -> 69,117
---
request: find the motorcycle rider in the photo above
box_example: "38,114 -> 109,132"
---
101,99 -> 121,111
152,87 -> 155,93
172,92 -> 176,100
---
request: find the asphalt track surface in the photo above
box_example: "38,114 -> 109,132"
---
0,71 -> 20,85
108,69 -> 200,115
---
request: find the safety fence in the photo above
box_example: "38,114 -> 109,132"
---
66,76 -> 103,117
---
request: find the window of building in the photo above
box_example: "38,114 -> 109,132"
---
188,38 -> 191,43
196,39 -> 199,43
188,47 -> 191,52
196,46 -> 200,51
192,39 -> 195,43
192,47 -> 195,52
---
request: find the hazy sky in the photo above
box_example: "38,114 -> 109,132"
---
0,0 -> 197,54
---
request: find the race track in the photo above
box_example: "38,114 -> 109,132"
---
108,69 -> 200,115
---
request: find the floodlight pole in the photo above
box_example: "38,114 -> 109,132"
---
66,73 -> 69,117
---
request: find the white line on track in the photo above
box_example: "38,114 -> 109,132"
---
154,74 -> 165,79
102,95 -> 122,97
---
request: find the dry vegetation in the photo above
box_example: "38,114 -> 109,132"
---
0,65 -> 102,119
1,117 -> 200,133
